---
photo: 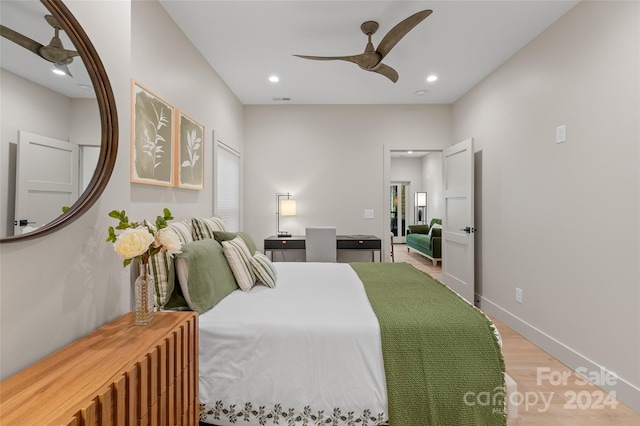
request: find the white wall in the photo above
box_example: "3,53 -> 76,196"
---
391,156 -> 423,227
130,0 -> 244,223
0,0 -> 132,380
453,1 -> 639,411
243,104 -> 453,260
422,152 -> 443,224
69,98 -> 101,146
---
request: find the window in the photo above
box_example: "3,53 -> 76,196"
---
216,142 -> 240,232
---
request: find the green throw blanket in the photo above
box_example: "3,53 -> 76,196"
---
350,262 -> 506,426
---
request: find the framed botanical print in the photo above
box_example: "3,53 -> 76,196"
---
131,80 -> 174,186
176,110 -> 204,190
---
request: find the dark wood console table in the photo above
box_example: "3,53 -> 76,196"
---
264,234 -> 382,262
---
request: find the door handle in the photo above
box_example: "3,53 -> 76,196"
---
460,226 -> 476,234
15,219 -> 36,227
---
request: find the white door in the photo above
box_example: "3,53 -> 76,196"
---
14,131 -> 78,235
390,183 -> 408,243
441,138 -> 475,303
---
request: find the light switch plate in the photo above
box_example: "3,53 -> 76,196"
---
364,209 -> 374,219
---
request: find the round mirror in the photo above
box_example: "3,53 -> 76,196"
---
0,0 -> 117,243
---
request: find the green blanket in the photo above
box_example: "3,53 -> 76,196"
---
350,262 -> 506,426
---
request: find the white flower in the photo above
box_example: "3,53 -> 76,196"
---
114,227 -> 155,260
155,227 -> 182,256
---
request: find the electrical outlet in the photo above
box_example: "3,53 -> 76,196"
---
364,209 -> 374,219
515,288 -> 523,304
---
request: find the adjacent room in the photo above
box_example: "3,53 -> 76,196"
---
0,1 -> 638,424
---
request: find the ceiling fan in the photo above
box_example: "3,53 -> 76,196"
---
293,9 -> 432,83
0,15 -> 79,76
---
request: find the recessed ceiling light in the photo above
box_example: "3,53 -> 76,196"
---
52,68 -> 67,76
269,75 -> 279,83
414,90 -> 428,96
426,74 -> 438,82
408,151 -> 413,154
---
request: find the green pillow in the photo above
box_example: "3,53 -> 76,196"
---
174,239 -> 238,313
408,224 -> 430,235
213,231 -> 258,254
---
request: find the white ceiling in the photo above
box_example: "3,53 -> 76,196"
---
1,1 -> 578,104
0,0 -> 94,99
159,0 -> 579,105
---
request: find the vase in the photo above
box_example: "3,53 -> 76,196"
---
134,262 -> 155,325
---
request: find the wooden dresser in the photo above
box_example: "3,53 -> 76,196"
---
0,311 -> 198,425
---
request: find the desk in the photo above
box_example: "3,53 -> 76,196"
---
264,234 -> 382,262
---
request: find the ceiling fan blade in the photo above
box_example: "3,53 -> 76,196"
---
376,9 -> 432,60
294,53 -> 364,64
371,63 -> 399,83
294,52 -> 384,71
0,25 -> 44,57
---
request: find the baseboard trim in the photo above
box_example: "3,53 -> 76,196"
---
480,296 -> 640,414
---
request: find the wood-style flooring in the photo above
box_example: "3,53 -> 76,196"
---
394,243 -> 640,425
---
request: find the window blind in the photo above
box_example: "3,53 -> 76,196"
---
216,142 -> 241,232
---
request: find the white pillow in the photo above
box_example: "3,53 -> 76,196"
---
222,237 -> 255,291
250,252 -> 278,288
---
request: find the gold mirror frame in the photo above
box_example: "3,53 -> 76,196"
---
1,0 -> 118,243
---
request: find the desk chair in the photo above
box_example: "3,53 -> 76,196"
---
305,227 -> 337,262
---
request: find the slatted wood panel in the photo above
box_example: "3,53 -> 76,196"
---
0,312 -> 198,425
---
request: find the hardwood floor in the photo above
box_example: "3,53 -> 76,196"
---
394,243 -> 640,425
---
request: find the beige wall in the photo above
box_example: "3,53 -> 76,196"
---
453,0 -> 639,410
242,104 -> 452,259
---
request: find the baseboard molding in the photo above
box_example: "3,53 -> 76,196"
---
480,296 -> 640,414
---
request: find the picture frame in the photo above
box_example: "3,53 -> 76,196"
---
131,80 -> 175,186
175,110 -> 205,190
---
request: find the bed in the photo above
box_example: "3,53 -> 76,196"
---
164,232 -> 507,426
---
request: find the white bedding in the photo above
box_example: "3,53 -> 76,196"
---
198,262 -> 388,426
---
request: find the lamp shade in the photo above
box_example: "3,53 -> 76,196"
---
416,192 -> 427,207
280,199 -> 297,216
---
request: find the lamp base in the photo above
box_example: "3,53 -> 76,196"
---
277,232 -> 292,238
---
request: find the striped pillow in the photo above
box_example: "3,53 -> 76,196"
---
192,217 -> 227,240
221,237 -> 255,291
147,220 -> 194,308
250,252 -> 277,288
167,220 -> 195,243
